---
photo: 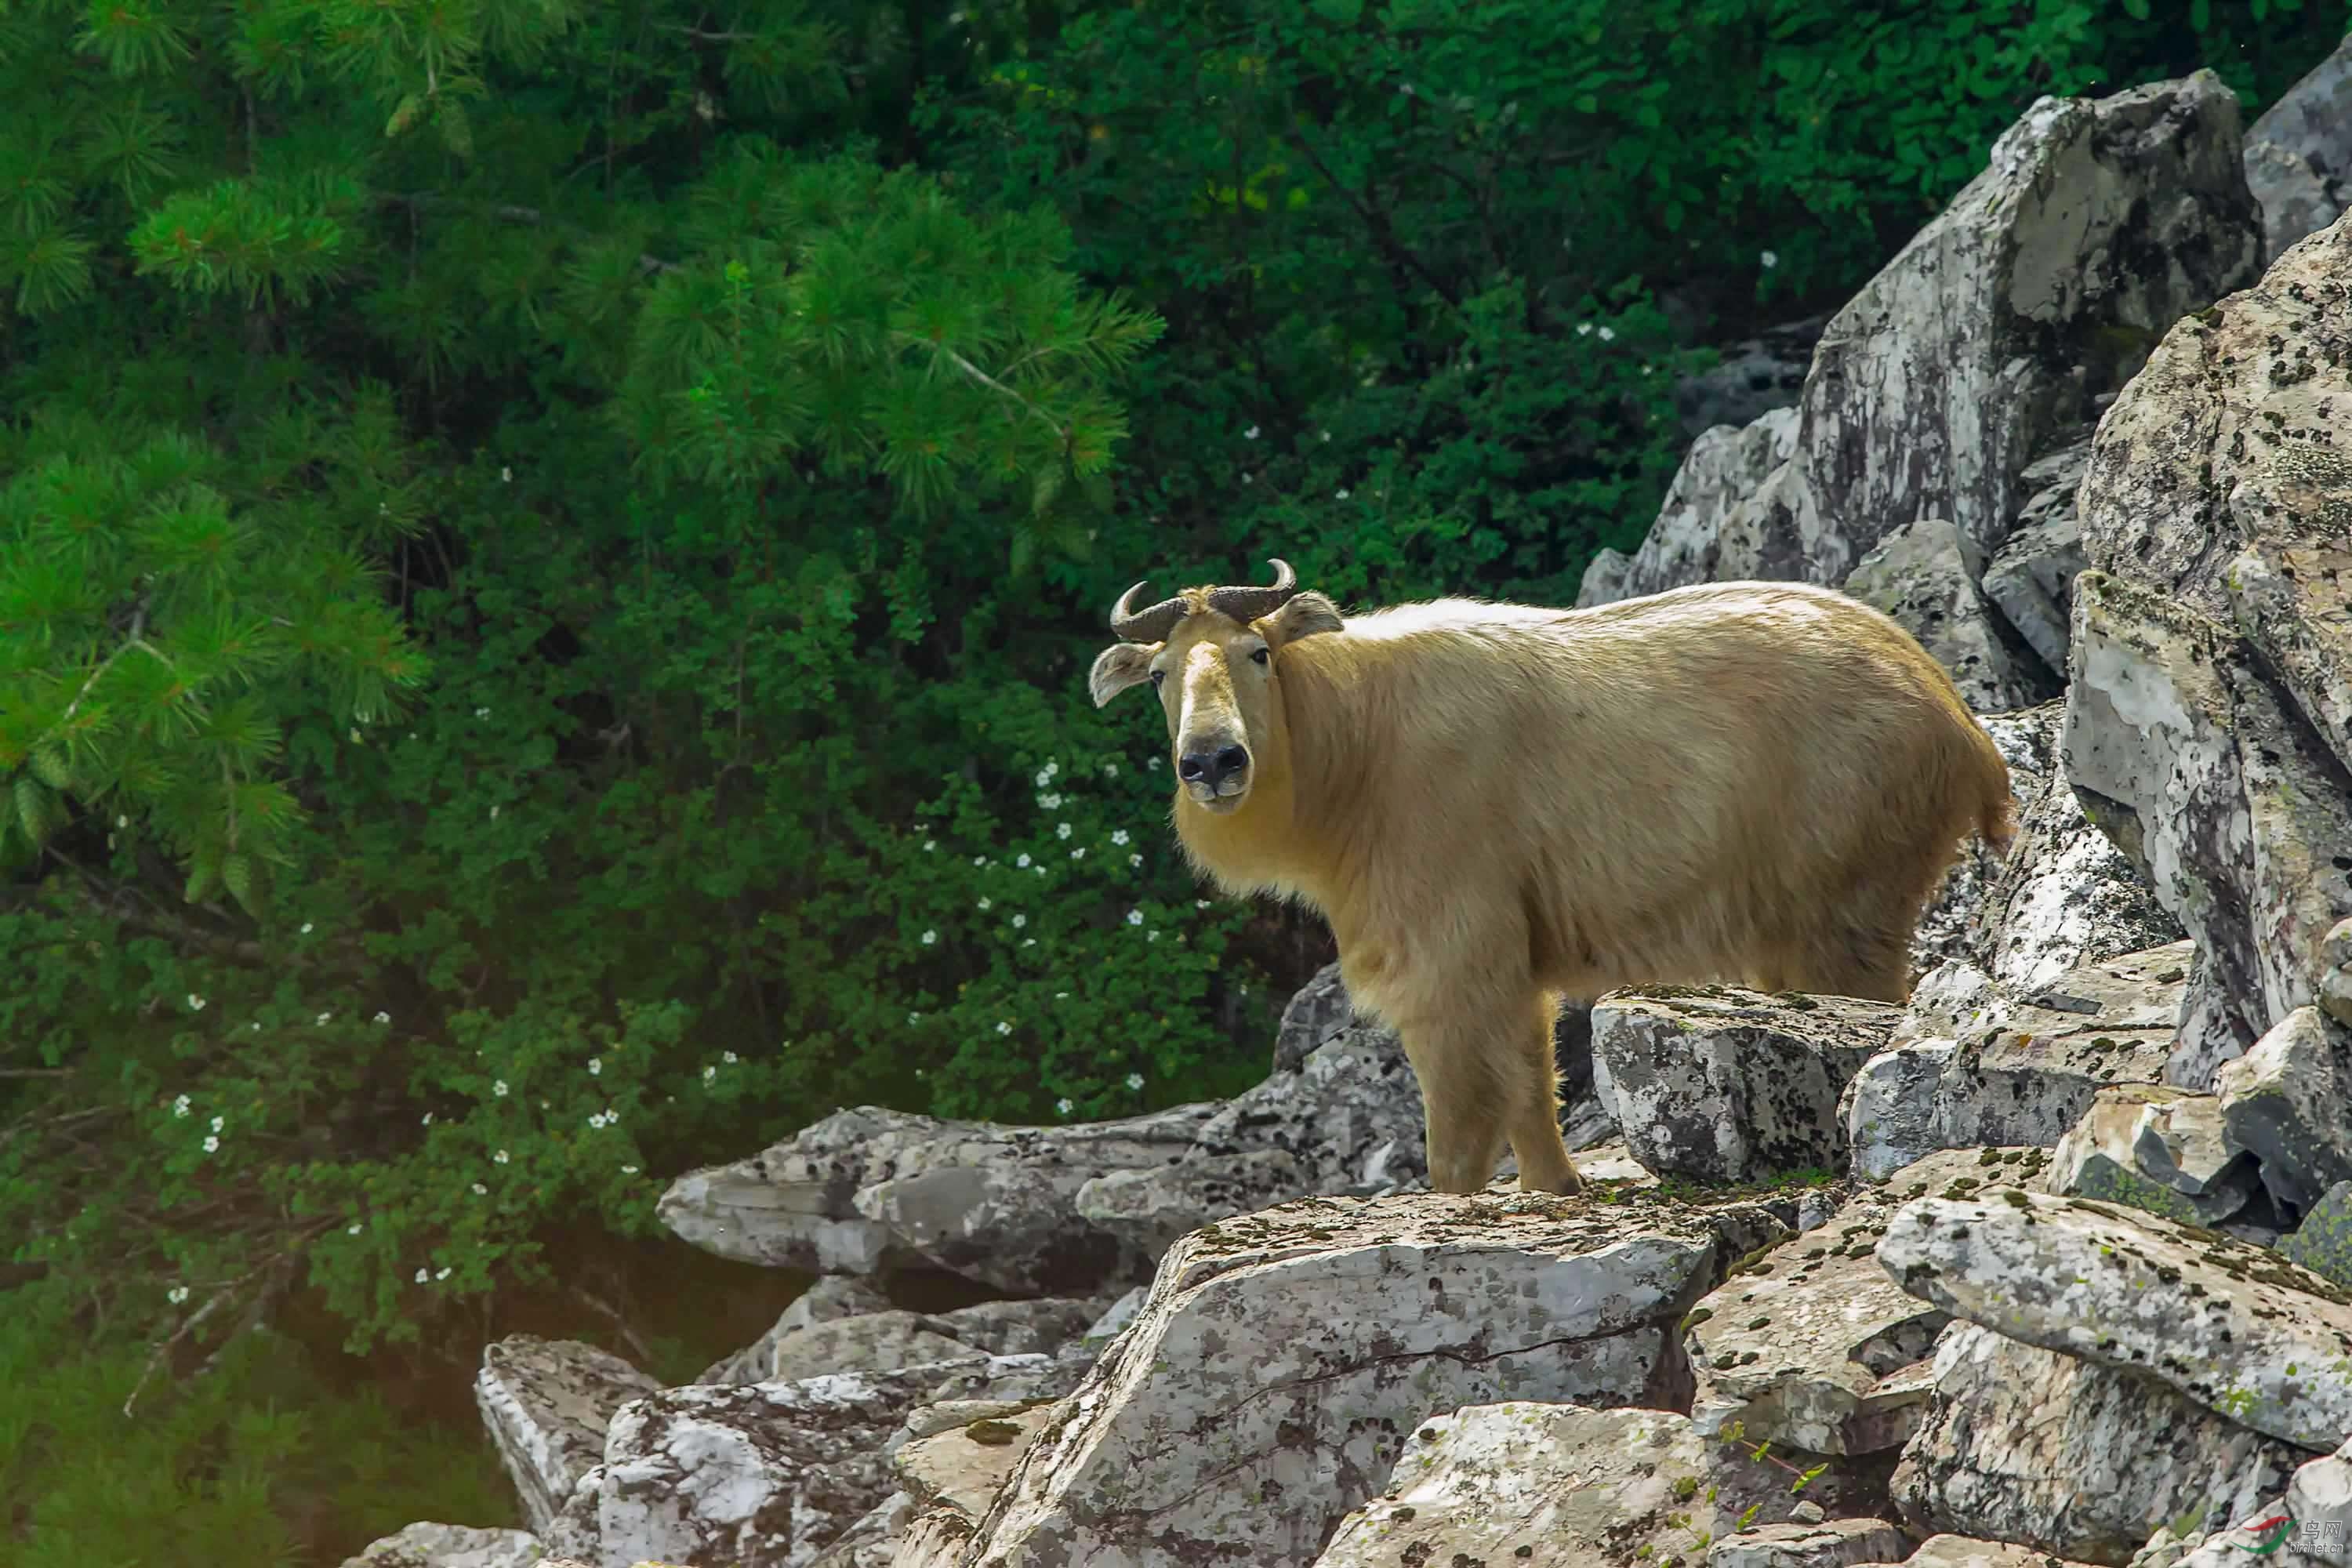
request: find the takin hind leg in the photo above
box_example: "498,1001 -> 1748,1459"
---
1784,907 -> 1918,1004
1391,988 -> 1581,1196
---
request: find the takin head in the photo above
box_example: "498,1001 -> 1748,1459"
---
1087,557 -> 1344,815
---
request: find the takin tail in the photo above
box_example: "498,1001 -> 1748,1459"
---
1967,720 -> 2020,862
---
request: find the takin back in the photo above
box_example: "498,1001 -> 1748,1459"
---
1089,559 -> 2016,1198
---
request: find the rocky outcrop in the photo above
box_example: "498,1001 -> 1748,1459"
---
1582,71 -> 2262,608
1879,1188 -> 2352,1450
2242,36 -> 2352,262
473,1336 -> 661,1534
960,1191 -> 1781,1568
336,1523 -> 542,1568
1980,434 -> 2096,676
1308,1403 -> 1819,1568
1845,519 -> 2055,713
1889,1323 -> 2305,1563
1592,989 -> 1898,1183
2045,1084 -> 2259,1228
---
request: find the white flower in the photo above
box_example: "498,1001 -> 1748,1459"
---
206,1114 -> 223,1134
1761,249 -> 1779,269
588,1058 -> 602,1076
349,726 -> 362,743
973,855 -> 987,867
702,1064 -> 717,1082
1130,853 -> 1143,867
315,1012 -> 332,1025
1196,899 -> 1211,909
996,1021 -> 1013,1035
1576,322 -> 1592,336
909,1011 -> 923,1024
475,706 -> 491,719
1016,853 -> 1031,868
1037,792 -> 1062,810
434,1266 -> 450,1281
347,1223 -> 363,1235
1244,424 -> 1260,440
1147,757 -> 1162,771
1598,326 -> 1616,343
172,1095 -> 191,1119
202,1134 -> 220,1153
921,929 -> 938,946
168,1285 -> 191,1305
1022,937 -> 1036,947
622,1164 -> 640,1175
923,840 -> 935,852
415,1268 -> 429,1284
1127,909 -> 1144,926
1240,473 -> 1253,485
1147,930 -> 1160,942
250,1022 -> 260,1032
1055,991 -> 1070,1000
187,993 -> 206,1011
1011,913 -> 1027,928
1070,848 -> 1086,859
489,804 -> 500,820
1033,865 -> 1045,875
472,1182 -> 488,1196
1125,1073 -> 1145,1091
421,1112 -> 433,1126
1057,822 -> 1073,840
1335,488 -> 1349,500
723,1051 -> 739,1064
374,1010 -> 390,1024
493,1080 -> 510,1098
1102,762 -> 1118,776
588,1112 -> 608,1129
494,1149 -> 510,1164
116,814 -> 128,828
1044,759 -> 1059,778
1056,1097 -> 1075,1116
978,896 -> 993,911
300,922 -> 314,935
501,465 -> 513,481
1110,829 -> 1129,845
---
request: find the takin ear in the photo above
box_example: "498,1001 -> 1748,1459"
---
1261,590 -> 1345,648
1089,642 -> 1157,707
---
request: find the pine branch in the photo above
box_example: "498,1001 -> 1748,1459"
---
375,193 -> 683,274
898,332 -> 1066,441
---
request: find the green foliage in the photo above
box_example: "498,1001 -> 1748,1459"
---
2,0 -> 2348,1558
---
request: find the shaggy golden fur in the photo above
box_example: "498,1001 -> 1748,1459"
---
1090,573 -> 2016,1197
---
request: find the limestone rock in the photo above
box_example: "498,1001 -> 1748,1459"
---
1308,1403 -> 1814,1568
896,1404 -> 1054,1522
1843,1042 -> 1962,1181
1982,435 -> 2096,674
1890,1323 -> 2305,1563
337,1523 -> 543,1568
581,1362 -> 978,1568
2047,1085 -> 2258,1227
2243,38 -> 2352,261
2077,208 -> 2350,622
1899,1537 -> 2105,1568
2280,1181 -> 2352,1292
962,1189 -> 1781,1568
1592,987 -> 1899,1184
2286,1438 -> 2352,1568
1592,74 -> 2262,601
1878,1187 -> 2352,1450
2321,920 -> 2352,1031
1845,518 -> 2054,713
1709,1519 -> 1913,1568
1935,942 -> 2188,1149
474,1335 -> 660,1534
1685,1154 -> 2005,1455
2216,1007 -> 2352,1217
1270,960 -> 1356,1073
1577,407 -> 1800,606
2220,456 -> 2352,782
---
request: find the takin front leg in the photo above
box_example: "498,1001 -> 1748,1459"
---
1392,989 -> 1582,1196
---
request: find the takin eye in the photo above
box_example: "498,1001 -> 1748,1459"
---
1250,647 -> 1270,666
1149,669 -> 1166,688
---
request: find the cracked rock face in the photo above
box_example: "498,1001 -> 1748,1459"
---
1891,1324 -> 2304,1566
1592,988 -> 1900,1184
1901,1536 -> 2106,1568
473,1335 -> 660,1534
2216,1006 -> 2352,1217
335,1523 -> 542,1568
2281,1181 -> 2352,1292
2047,1084 -> 2258,1227
1878,1187 -> 2352,1450
1587,74 -> 2261,606
958,1190 -> 1780,1568
1982,434 -> 2096,676
2244,33 -> 2352,262
1846,517 -> 2056,714
1683,1150 -> 2020,1457
1708,1518 -> 1914,1568
1308,1402 -> 1815,1568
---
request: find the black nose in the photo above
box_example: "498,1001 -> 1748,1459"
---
1178,744 -> 1250,788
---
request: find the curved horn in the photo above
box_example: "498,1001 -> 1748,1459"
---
1110,579 -> 1189,644
1203,557 -> 1301,626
